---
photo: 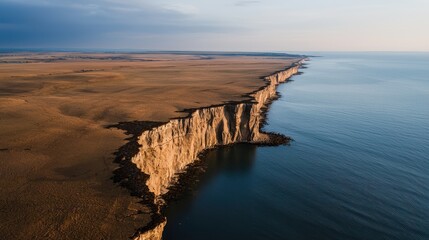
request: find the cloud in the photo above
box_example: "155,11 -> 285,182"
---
234,0 -> 260,7
4,0 -> 425,51
0,1 -> 225,48
162,3 -> 199,15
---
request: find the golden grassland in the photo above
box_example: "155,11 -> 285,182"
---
0,52 -> 299,239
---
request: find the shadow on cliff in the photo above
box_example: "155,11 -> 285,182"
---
107,120 -> 167,238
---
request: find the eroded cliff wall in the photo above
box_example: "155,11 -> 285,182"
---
134,219 -> 167,240
131,64 -> 301,198
130,62 -> 303,240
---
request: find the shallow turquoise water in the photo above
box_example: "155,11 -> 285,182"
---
163,53 -> 429,240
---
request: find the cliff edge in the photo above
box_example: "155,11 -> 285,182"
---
111,60 -> 305,239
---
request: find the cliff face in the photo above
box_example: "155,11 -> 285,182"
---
131,64 -> 301,199
130,62 -> 302,240
134,220 -> 167,240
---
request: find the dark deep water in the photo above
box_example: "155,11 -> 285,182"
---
163,53 -> 429,240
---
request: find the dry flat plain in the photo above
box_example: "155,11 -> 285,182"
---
0,52 -> 300,239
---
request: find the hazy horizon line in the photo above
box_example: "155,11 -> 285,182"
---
1,48 -> 428,54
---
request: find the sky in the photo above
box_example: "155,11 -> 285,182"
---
0,0 -> 428,51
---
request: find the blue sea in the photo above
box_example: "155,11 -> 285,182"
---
163,52 -> 429,240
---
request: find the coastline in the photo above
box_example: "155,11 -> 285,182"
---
109,58 -> 307,239
160,53 -> 429,240
0,53 -> 302,239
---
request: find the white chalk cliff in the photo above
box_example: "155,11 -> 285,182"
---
132,61 -> 303,240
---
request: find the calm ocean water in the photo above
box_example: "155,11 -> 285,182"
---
163,53 -> 429,240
